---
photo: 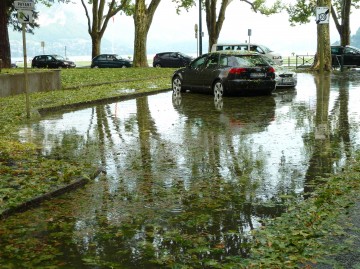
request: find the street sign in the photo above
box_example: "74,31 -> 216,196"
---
316,7 -> 330,24
18,10 -> 34,24
14,0 -> 35,10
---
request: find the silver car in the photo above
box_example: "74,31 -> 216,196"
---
265,58 -> 297,88
211,43 -> 283,65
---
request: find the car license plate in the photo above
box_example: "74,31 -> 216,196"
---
250,73 -> 265,78
282,78 -> 292,83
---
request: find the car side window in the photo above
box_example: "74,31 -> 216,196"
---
190,55 -> 208,69
331,47 -> 339,54
220,55 -> 228,66
98,55 -> 106,61
206,54 -> 219,67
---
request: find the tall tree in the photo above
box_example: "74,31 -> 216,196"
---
331,0 -> 357,46
287,0 -> 360,48
81,0 -> 132,59
132,0 -> 160,67
0,0 -> 12,68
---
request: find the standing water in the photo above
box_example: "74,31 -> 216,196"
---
1,72 -> 360,268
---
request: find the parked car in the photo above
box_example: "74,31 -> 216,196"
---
331,45 -> 360,67
211,43 -> 283,65
172,51 -> 276,97
31,55 -> 76,68
11,62 -> 17,68
91,54 -> 132,68
153,52 -> 193,68
265,58 -> 297,88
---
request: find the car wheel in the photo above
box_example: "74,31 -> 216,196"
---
121,65 -> 127,68
213,80 -> 224,98
172,76 -> 182,93
155,63 -> 161,68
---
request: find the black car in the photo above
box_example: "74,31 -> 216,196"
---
172,51 -> 276,97
153,52 -> 192,68
91,54 -> 132,68
31,55 -> 76,68
331,45 -> 360,67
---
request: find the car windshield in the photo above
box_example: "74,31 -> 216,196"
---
346,46 -> 360,53
54,55 -> 65,60
258,45 -> 272,53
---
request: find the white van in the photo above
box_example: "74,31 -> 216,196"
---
211,43 -> 283,65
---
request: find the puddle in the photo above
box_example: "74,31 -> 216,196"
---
2,72 -> 360,268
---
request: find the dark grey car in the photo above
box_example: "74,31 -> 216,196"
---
31,55 -> 76,68
91,54 -> 132,68
172,51 -> 276,97
153,52 -> 192,68
331,45 -> 360,67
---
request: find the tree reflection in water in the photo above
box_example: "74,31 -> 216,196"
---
2,73 -> 360,267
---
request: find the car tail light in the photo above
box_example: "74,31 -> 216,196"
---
229,68 -> 247,74
268,67 -> 275,73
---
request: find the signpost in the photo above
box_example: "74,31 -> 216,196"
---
316,6 -> 330,73
14,0 -> 35,118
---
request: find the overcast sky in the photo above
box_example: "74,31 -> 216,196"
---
37,1 -> 360,57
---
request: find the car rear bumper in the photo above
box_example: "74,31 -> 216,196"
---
226,80 -> 276,94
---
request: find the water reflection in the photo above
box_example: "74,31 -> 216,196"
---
1,73 -> 360,267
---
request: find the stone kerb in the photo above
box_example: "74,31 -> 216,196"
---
0,70 -> 61,97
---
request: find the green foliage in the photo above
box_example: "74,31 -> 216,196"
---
286,0 -> 316,26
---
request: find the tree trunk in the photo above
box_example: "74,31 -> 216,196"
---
81,0 -> 130,59
340,0 -> 351,46
331,0 -> 351,46
0,0 -> 11,68
91,34 -> 101,59
133,0 -> 160,67
312,0 -> 332,71
205,0 -> 230,52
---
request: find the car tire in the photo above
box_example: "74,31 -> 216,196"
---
172,76 -> 183,93
213,80 -> 224,98
155,63 -> 162,68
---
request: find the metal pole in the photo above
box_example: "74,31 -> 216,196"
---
22,23 -> 30,119
199,0 -> 202,55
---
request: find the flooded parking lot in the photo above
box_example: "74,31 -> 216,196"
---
1,72 -> 360,268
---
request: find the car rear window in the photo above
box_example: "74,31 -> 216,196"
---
220,55 -> 268,67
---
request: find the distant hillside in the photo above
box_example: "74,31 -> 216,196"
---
331,27 -> 360,47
